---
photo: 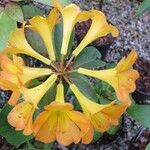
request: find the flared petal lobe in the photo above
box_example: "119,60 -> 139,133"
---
70,84 -> 127,132
78,50 -> 139,106
33,83 -> 91,146
33,101 -> 91,146
7,101 -> 35,135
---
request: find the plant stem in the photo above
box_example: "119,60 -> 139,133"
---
64,55 -> 74,71
60,55 -> 64,71
50,63 -> 58,72
63,76 -> 72,85
68,69 -> 77,74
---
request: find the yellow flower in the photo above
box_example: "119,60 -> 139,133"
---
0,54 -> 52,106
78,50 -> 139,106
52,0 -> 119,56
33,84 -> 91,146
70,84 -> 127,132
29,8 -> 60,61
7,101 -> 35,135
21,74 -> 57,108
7,75 -> 57,135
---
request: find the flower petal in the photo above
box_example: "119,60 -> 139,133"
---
0,71 -> 20,91
81,124 -> 94,144
29,9 -> 59,61
56,119 -> 81,146
73,10 -> 119,57
7,101 -> 35,135
0,54 -> 21,74
70,84 -> 110,114
7,28 -> 51,65
34,112 -> 57,143
22,74 -> 57,107
116,50 -> 138,72
21,67 -> 52,84
59,4 -> 80,55
8,92 -> 20,106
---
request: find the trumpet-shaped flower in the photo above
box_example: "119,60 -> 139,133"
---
21,74 -> 57,108
72,10 -> 119,57
29,8 -> 60,61
4,28 -> 51,65
7,101 -> 35,135
70,84 -> 127,132
7,75 -> 57,135
0,54 -> 52,106
33,84 -> 91,146
78,50 -> 139,106
52,0 -> 118,56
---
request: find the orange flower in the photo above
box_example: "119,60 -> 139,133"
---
33,84 -> 91,146
70,84 -> 127,133
7,101 -> 35,135
0,54 -> 52,106
7,75 -> 57,135
78,50 -> 139,106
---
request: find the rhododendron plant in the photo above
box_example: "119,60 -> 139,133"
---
0,0 -> 140,147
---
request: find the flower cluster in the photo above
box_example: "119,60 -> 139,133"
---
0,0 -> 139,146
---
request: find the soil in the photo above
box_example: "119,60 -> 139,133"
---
134,58 -> 150,93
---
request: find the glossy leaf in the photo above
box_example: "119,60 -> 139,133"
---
146,143 -> 150,150
70,73 -> 98,102
0,104 -> 33,146
127,104 -> 150,128
25,28 -> 48,55
38,83 -> 57,109
0,6 -> 4,12
73,46 -> 105,69
0,12 -> 17,52
93,131 -> 103,142
135,0 -> 150,16
34,0 -> 71,6
11,0 -> 23,1
22,5 -> 44,19
4,2 -> 24,22
107,118 -> 122,135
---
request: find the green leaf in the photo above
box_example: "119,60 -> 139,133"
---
70,73 -> 98,102
127,104 -> 150,128
38,83 -> 57,109
25,28 -> 48,55
0,6 -> 4,12
0,12 -> 17,52
54,22 -> 63,60
146,143 -> 150,150
94,81 -> 116,104
11,0 -> 23,1
0,104 -> 33,146
4,2 -> 24,22
73,46 -> 105,69
34,0 -> 71,6
135,0 -> 150,16
33,141 -> 53,149
22,5 -> 44,19
107,118 -> 121,135
93,131 -> 103,142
